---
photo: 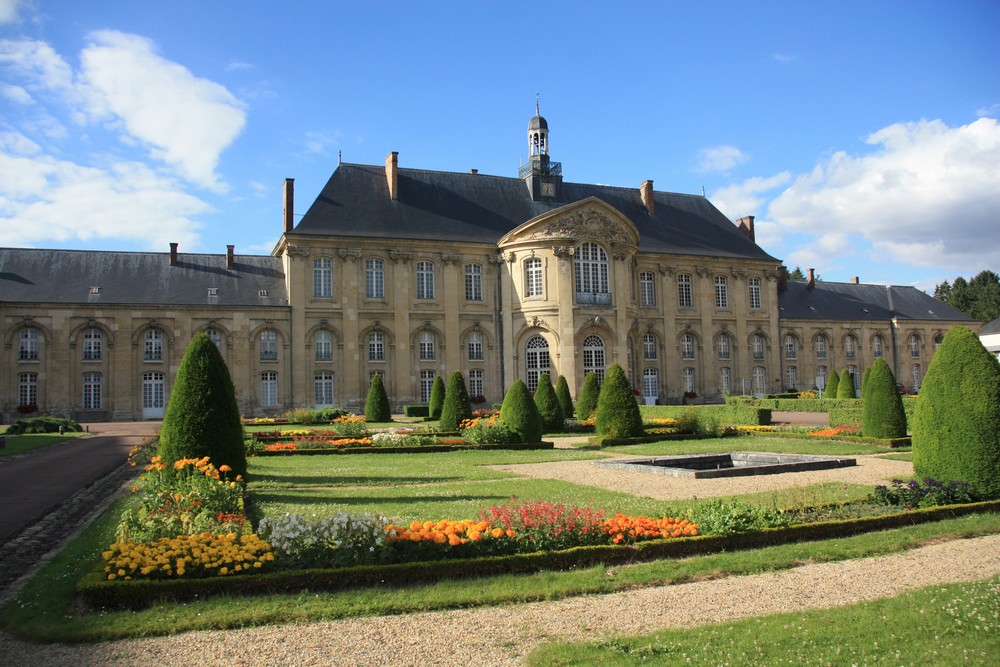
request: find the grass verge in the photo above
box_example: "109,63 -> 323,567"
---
0,431 -> 86,458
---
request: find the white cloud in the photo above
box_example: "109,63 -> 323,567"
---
771,53 -> 797,64
766,118 -> 1000,272
710,171 -> 791,220
302,130 -> 339,156
783,233 -> 856,274
250,180 -> 268,198
226,60 -> 254,71
77,30 -> 246,192
0,82 -> 32,104
0,0 -> 25,24
0,38 -> 74,91
976,103 -> 999,118
696,145 -> 749,173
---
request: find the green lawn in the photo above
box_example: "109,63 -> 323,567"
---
0,431 -> 87,458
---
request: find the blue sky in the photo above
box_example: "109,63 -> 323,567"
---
1,0 -> 998,293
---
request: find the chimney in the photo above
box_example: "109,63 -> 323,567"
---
851,276 -> 859,284
169,242 -> 178,266
808,268 -> 816,289
777,265 -> 788,292
283,178 -> 295,233
737,215 -> 756,242
385,151 -> 399,200
226,244 -> 235,270
640,180 -> 655,214
469,168 -> 478,174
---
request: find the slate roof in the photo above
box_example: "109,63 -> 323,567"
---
779,280 -> 976,322
981,317 -> 1000,335
292,164 -> 779,262
0,248 -> 288,307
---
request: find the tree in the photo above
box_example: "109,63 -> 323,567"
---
533,372 -> 564,432
823,368 -> 840,398
438,371 -> 473,431
499,380 -> 542,444
912,326 -> 1000,499
861,358 -> 907,438
364,373 -> 391,423
595,364 -> 644,438
158,333 -> 246,477
788,266 -> 821,282
836,368 -> 856,399
933,270 -> 1000,323
576,372 -> 600,421
555,375 -> 574,420
428,375 -> 445,419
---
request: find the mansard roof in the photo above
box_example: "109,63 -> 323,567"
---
0,248 -> 288,307
292,163 -> 779,262
779,280 -> 975,323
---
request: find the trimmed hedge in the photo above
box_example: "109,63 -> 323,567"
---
640,404 -> 771,426
402,405 -> 430,418
595,364 -> 644,438
862,358 -> 907,438
364,374 -> 391,423
499,379 -> 543,444
555,375 -> 574,420
439,371 -> 473,432
4,415 -> 82,435
575,372 -> 600,422
533,372 -> 564,431
255,441 -> 554,456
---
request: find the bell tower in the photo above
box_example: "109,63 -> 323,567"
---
520,98 -> 562,201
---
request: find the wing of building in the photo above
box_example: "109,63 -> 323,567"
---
0,111 -> 978,421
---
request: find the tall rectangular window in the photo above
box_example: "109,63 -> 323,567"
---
259,330 -> 277,361
785,366 -> 798,391
910,335 -> 920,358
416,261 -> 435,299
677,273 -> 692,308
752,334 -> 765,360
464,264 -> 483,301
467,332 -> 484,361
717,334 -> 731,360
313,257 -> 332,297
144,330 -> 163,361
418,331 -> 436,360
752,367 -> 766,394
574,242 -> 610,299
714,276 -> 729,309
719,367 -> 732,395
816,337 -> 828,360
525,258 -> 543,297
83,372 -> 102,410
642,333 -> 657,360
642,368 -> 658,399
314,330 -> 332,361
468,369 -> 484,399
682,367 -> 695,394
314,371 -> 334,407
260,371 -> 278,407
365,259 -> 385,299
83,328 -> 103,361
18,372 -> 38,406
681,333 -> 696,360
639,271 -> 656,306
784,335 -> 797,360
845,335 -> 857,360
419,370 -> 435,403
873,336 -> 884,358
748,277 -> 761,309
19,328 -> 39,361
368,332 -> 385,361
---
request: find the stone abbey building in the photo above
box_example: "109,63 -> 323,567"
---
0,111 -> 977,421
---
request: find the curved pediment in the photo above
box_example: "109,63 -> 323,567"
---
498,197 -> 640,249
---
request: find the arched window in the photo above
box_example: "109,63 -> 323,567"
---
419,370 -> 435,403
315,330 -> 332,361
909,334 -> 921,358
314,371 -> 334,407
784,335 -> 797,360
83,372 -> 102,410
365,259 -> 385,299
845,334 -> 857,360
416,261 -> 435,299
418,331 -> 436,361
681,333 -> 696,360
525,335 -> 550,392
575,242 -> 609,304
83,328 -> 103,361
748,277 -> 762,310
934,334 -> 944,352
717,333 -> 731,360
467,332 -> 484,361
144,329 -> 163,361
368,332 -> 385,361
464,263 -> 483,301
677,273 -> 693,308
259,330 -> 277,361
525,258 -> 543,297
18,372 -> 38,407
714,276 -> 729,309
751,333 -> 765,360
815,335 -> 828,360
19,328 -> 39,361
873,335 -> 885,358
260,371 -> 278,407
583,335 -> 606,384
639,271 -> 656,306
643,333 -> 657,360
313,257 -> 332,297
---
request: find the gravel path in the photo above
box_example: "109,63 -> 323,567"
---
1,534 -> 997,667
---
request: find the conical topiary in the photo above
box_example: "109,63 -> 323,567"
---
861,358 -> 907,438
576,372 -> 600,421
533,372 -> 564,432
499,379 -> 543,444
428,375 -> 445,419
595,364 -> 644,438
158,333 -> 246,477
823,368 -> 840,398
913,326 -> 1000,499
861,365 -> 873,400
836,368 -> 855,399
364,373 -> 391,423
439,371 -> 473,431
555,374 -> 574,420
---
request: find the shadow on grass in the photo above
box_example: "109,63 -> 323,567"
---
248,473 -> 467,487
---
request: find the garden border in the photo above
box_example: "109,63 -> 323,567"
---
253,441 -> 555,456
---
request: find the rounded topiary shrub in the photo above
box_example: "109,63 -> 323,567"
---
438,371 -> 473,432
576,372 -> 600,421
533,372 -> 564,432
861,358 -> 907,438
158,333 -> 246,477
428,375 -> 445,420
555,374 -> 574,420
6,416 -> 81,436
823,368 -> 840,398
499,379 -> 542,444
595,364 -> 644,438
364,373 -> 391,423
912,326 -> 1000,499
836,368 -> 856,399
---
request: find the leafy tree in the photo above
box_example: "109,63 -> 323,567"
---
912,326 -> 1000,499
788,266 -> 821,282
364,373 -> 391,423
861,358 -> 907,438
428,375 -> 445,419
836,368 -> 856,399
439,371 -> 473,431
555,374 -> 574,420
933,270 -> 1000,323
576,372 -> 600,421
595,364 -> 644,438
499,379 -> 543,444
158,333 -> 246,477
533,372 -> 564,431
823,368 -> 840,398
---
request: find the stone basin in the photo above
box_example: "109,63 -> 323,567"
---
594,452 -> 857,479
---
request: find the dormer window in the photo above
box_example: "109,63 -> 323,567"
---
89,286 -> 100,295
208,287 -> 219,296
258,289 -> 268,298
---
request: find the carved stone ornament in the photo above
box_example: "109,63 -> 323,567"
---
337,248 -> 361,262
695,266 -> 713,277
731,268 -> 748,280
526,208 -> 632,244
389,250 -> 412,264
503,251 -> 517,264
658,264 -> 676,277
611,247 -> 629,261
552,245 -> 575,258
285,244 -> 310,258
764,269 -> 778,281
487,253 -> 505,264
439,252 -> 461,266
523,315 -> 549,330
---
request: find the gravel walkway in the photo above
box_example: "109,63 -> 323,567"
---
1,535 -> 997,667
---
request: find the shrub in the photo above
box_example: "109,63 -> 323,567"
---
912,326 -> 1000,499
158,333 -> 246,477
460,414 -> 520,445
686,499 -> 792,536
555,375 -> 574,419
5,415 -> 81,435
257,512 -> 388,569
428,375 -> 446,420
439,371 -> 473,431
499,379 -> 542,443
576,372 -> 600,421
331,414 -> 369,438
836,368 -> 856,399
595,364 -> 644,438
823,368 -> 840,398
364,373 -> 391,423
870,478 -> 980,509
533,372 -> 564,431
862,357 -> 907,438
861,365 -> 872,399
